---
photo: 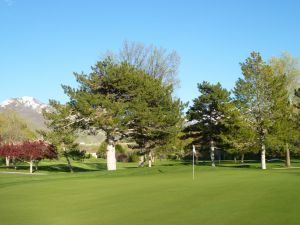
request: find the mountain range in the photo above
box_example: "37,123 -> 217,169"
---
0,97 -> 105,150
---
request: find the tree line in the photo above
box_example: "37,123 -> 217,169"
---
1,41 -> 300,172
185,52 -> 300,169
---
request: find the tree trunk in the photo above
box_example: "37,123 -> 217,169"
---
106,139 -> 116,171
5,156 -> 10,167
65,154 -> 74,173
241,153 -> 245,164
261,144 -> 266,170
234,156 -> 237,164
29,160 -> 33,174
35,161 -> 39,172
148,152 -> 152,168
12,157 -> 17,170
210,141 -> 215,167
139,155 -> 145,167
285,143 -> 291,167
151,155 -> 155,164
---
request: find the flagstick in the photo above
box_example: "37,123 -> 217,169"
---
192,145 -> 195,180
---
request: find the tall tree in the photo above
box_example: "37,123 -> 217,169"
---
186,81 -> 232,167
269,53 -> 300,167
234,52 -> 287,169
127,72 -> 183,167
61,59 -> 183,170
61,60 -> 135,170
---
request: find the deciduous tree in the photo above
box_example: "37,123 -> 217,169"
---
0,141 -> 57,173
105,40 -> 180,88
234,52 -> 287,169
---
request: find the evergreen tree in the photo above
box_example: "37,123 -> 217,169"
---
220,102 -> 258,163
127,73 -> 183,167
61,59 -> 182,170
186,81 -> 232,167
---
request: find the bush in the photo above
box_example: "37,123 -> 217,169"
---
67,149 -> 86,161
0,157 -> 4,165
115,144 -> 126,154
97,142 -> 107,159
128,152 -> 139,162
116,153 -> 128,162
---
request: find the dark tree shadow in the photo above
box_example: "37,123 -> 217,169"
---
0,162 -> 108,173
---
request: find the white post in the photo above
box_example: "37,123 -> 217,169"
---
192,145 -> 195,180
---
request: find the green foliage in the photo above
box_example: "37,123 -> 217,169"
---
220,102 -> 258,156
266,55 -> 300,158
42,101 -> 85,167
126,69 -> 184,156
115,144 -> 126,154
234,53 -> 277,146
0,110 -> 36,143
61,59 -> 183,157
97,142 -> 107,158
128,152 -> 139,162
185,81 -> 232,149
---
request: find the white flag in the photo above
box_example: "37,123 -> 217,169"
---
192,145 -> 196,154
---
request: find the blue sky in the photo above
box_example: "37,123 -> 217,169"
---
1,0 -> 300,105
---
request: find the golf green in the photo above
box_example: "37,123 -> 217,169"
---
0,161 -> 299,225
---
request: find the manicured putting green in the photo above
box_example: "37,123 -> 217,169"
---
0,161 -> 300,225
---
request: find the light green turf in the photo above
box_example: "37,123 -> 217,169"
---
0,160 -> 300,225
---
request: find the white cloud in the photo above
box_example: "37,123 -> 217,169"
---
4,0 -> 15,6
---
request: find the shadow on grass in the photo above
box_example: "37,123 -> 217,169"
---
161,160 -> 262,169
39,162 -> 108,172
0,162 -> 108,173
217,164 -> 252,168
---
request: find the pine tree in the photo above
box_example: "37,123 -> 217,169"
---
61,59 -> 183,170
186,81 -> 232,167
126,73 -> 183,167
220,101 -> 258,163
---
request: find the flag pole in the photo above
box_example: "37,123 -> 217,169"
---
192,145 -> 195,180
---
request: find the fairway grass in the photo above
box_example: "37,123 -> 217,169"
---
0,161 -> 300,225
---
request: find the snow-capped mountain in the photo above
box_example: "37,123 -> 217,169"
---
0,96 -> 51,130
0,96 -> 49,114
